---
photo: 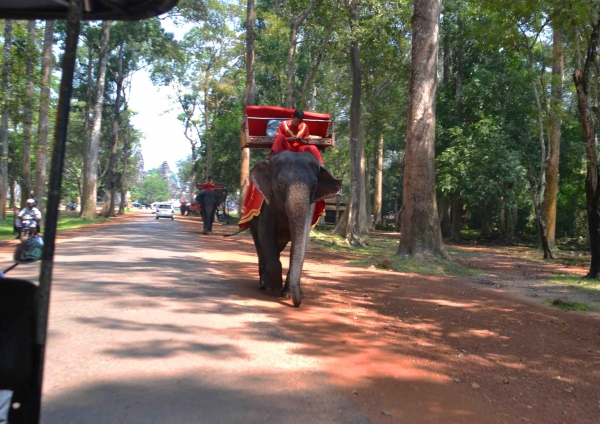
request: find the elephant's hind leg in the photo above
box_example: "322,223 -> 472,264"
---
249,222 -> 266,290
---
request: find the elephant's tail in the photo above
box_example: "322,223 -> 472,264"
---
223,227 -> 249,237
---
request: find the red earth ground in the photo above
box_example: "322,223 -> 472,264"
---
4,212 -> 599,423
181,216 -> 600,424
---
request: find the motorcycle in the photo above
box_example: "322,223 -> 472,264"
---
18,214 -> 38,241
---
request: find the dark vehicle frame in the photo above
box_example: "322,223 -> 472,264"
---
0,1 -> 180,423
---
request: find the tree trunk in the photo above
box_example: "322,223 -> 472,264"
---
333,203 -> 349,236
525,40 -> 552,257
204,83 -> 213,178
285,23 -> 299,108
480,202 -> 493,238
21,20 -> 36,208
83,37 -> 94,172
373,135 -> 384,225
527,172 -> 553,259
365,153 -> 372,227
574,17 -> 600,277
0,21 -> 12,220
509,206 -> 517,239
397,0 -> 446,258
81,21 -> 110,219
284,0 -> 318,108
450,192 -> 462,242
499,205 -> 507,237
439,195 -> 451,238
542,26 -> 563,249
118,132 -> 129,215
240,0 -> 255,209
455,43 -> 463,118
9,178 -> 15,210
100,192 -> 111,216
106,41 -> 125,218
299,2 -> 338,109
442,25 -> 450,86
34,20 -> 55,212
343,0 -> 368,246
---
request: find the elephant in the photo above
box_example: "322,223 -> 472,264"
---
248,150 -> 342,307
195,190 -> 222,234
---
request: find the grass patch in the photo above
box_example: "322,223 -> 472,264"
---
0,212 -> 110,240
0,213 -> 17,240
309,228 -> 480,277
546,274 -> 600,292
460,228 -> 481,240
500,246 -> 591,268
548,298 -> 596,312
57,216 -> 109,231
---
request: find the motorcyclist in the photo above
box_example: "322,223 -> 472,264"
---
17,198 -> 42,236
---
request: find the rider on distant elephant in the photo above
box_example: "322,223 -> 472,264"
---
239,109 -> 325,229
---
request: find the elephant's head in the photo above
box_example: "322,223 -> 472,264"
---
249,150 -> 341,306
250,150 -> 341,211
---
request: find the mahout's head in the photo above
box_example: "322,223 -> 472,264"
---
291,109 -> 304,127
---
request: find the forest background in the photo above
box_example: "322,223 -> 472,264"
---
0,0 -> 598,261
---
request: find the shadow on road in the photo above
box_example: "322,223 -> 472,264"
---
38,215 -> 600,424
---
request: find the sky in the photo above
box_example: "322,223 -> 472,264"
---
127,19 -> 193,173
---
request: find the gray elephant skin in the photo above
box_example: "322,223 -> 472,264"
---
195,190 -> 222,234
248,150 -> 341,307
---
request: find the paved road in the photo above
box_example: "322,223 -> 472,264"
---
8,215 -> 367,424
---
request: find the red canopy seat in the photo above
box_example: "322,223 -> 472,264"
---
242,106 -> 335,150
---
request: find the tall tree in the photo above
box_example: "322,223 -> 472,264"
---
81,21 -> 111,219
398,0 -> 446,257
118,125 -> 131,215
0,21 -> 12,220
240,0 -> 256,208
34,20 -> 55,210
21,20 -> 36,207
573,13 -> 600,277
103,40 -> 125,217
334,0 -> 369,246
373,135 -> 383,225
283,0 -> 319,108
543,22 -> 563,249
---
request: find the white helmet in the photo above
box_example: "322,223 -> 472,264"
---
26,198 -> 36,206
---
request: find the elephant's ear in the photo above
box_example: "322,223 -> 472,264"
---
250,161 -> 273,204
314,166 -> 342,203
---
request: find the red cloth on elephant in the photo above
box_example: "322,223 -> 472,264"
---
238,182 -> 325,229
238,119 -> 325,229
271,120 -> 323,164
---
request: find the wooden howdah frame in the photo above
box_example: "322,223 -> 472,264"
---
242,106 -> 336,151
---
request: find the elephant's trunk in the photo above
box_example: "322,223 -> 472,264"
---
286,182 -> 314,307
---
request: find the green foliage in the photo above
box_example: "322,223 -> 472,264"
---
549,299 -> 595,312
309,228 -> 478,276
0,212 -> 109,241
1,0 -> 598,251
138,174 -> 170,204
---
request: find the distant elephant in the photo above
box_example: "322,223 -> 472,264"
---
248,150 -> 341,307
195,191 -> 222,234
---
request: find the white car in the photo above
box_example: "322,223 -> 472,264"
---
155,203 -> 175,220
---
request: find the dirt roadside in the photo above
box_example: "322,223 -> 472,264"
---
183,218 -> 600,424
